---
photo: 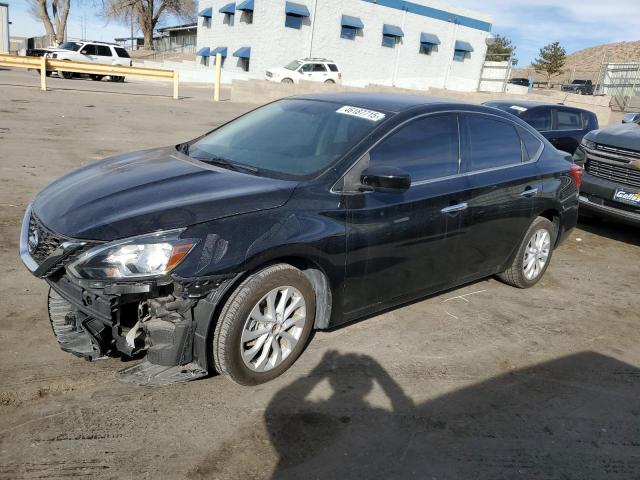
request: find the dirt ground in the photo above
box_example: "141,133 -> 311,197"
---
1,69 -> 639,480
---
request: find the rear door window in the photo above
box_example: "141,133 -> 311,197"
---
312,63 -> 327,72
95,45 -> 112,57
463,114 -> 523,171
520,108 -> 552,131
555,109 -> 582,130
368,114 -> 460,182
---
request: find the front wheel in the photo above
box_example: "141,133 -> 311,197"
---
281,78 -> 293,84
498,216 -> 556,288
212,264 -> 315,385
90,74 -> 104,81
58,70 -> 74,79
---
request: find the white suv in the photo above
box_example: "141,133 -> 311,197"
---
266,58 -> 341,84
45,41 -> 132,82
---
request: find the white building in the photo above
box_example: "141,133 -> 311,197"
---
195,0 -> 492,91
0,3 -> 9,54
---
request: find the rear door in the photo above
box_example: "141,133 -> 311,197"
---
343,113 -> 469,315
456,112 -> 541,275
550,107 -> 586,154
94,45 -> 114,65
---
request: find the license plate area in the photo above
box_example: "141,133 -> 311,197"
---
613,187 -> 640,207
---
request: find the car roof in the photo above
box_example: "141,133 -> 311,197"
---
486,100 -> 596,114
291,92 -> 466,114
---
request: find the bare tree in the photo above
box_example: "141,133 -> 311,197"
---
102,0 -> 195,50
29,0 -> 71,45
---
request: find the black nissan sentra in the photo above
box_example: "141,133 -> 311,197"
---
20,93 -> 581,386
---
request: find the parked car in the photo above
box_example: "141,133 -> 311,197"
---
572,114 -> 640,225
43,41 -> 132,82
20,94 -> 580,386
483,101 -> 599,154
561,79 -> 594,95
622,113 -> 640,124
508,77 -> 530,87
266,58 -> 341,84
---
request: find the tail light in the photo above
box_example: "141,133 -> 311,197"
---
338,73 -> 342,79
569,164 -> 583,190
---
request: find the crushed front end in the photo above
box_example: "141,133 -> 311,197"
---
19,204 -> 233,385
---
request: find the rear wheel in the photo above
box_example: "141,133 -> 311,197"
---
212,264 -> 315,385
58,70 -> 74,79
498,217 -> 556,288
110,75 -> 125,82
324,79 -> 336,84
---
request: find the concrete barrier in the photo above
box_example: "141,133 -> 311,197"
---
230,79 -> 614,125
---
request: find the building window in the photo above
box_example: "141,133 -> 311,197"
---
419,43 -> 433,55
224,13 -> 235,26
382,34 -> 396,48
453,49 -> 467,62
244,11 -> 253,24
239,58 -> 250,72
341,26 -> 357,40
285,13 -> 303,29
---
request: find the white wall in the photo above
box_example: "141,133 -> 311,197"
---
196,0 -> 491,92
0,4 -> 9,54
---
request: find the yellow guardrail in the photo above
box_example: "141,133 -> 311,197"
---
0,53 -> 180,99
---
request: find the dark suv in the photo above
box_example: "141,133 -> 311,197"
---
20,94 -> 581,386
483,101 -> 599,154
572,116 -> 640,225
561,80 -> 594,95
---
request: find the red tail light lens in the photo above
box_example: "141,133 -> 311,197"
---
569,164 -> 583,190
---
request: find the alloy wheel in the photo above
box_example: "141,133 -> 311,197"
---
523,228 -> 551,280
240,286 -> 306,372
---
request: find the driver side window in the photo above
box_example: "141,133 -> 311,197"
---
81,44 -> 96,55
300,64 -> 313,73
368,114 -> 460,183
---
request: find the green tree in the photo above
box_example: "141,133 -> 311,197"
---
486,34 -> 517,65
532,41 -> 567,86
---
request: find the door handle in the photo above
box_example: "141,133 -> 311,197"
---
519,188 -> 539,197
441,202 -> 468,214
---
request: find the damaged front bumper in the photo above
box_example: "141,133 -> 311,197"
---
21,205 -> 239,385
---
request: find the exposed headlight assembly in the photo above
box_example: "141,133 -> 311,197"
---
68,229 -> 197,280
580,138 -> 596,150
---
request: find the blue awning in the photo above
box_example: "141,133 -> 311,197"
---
285,1 -> 310,17
383,24 -> 404,37
420,32 -> 440,45
233,47 -> 251,58
236,0 -> 254,11
219,3 -> 236,14
198,7 -> 212,18
196,47 -> 211,57
341,14 -> 364,29
211,47 -> 228,57
455,40 -> 474,52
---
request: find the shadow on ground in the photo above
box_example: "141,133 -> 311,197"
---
190,350 -> 640,479
578,215 -> 640,247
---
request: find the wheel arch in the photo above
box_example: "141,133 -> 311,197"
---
195,255 -> 334,373
537,208 -> 562,246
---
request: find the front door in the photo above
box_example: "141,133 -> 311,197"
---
343,113 -> 468,316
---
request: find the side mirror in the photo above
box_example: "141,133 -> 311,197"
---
360,165 -> 411,193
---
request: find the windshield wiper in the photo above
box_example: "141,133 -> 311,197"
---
196,155 -> 259,174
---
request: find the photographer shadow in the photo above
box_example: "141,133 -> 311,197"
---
265,350 -> 640,479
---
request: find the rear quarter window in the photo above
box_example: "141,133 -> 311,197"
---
115,47 -> 130,58
327,64 -> 339,72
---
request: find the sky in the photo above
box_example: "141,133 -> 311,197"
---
5,0 -> 640,65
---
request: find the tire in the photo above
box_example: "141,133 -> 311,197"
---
324,79 -> 336,84
281,78 -> 293,84
212,264 -> 315,385
36,69 -> 52,77
90,74 -> 104,81
110,76 -> 125,82
498,217 -> 557,289
58,70 -> 74,79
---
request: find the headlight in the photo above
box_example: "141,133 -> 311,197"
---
581,138 -> 596,150
68,229 -> 197,280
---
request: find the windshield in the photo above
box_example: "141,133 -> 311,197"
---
59,41 -> 82,51
188,99 -> 386,179
284,60 -> 303,71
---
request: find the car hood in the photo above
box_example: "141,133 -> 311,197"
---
585,122 -> 640,151
32,147 -> 297,241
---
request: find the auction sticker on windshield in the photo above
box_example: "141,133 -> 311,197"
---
337,106 -> 386,122
613,187 -> 640,206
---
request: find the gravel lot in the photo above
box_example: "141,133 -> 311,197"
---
1,69 -> 639,480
